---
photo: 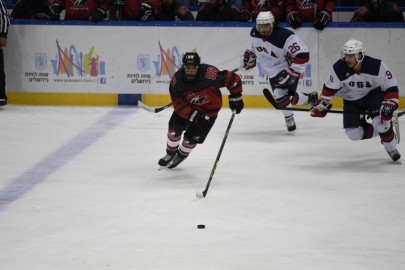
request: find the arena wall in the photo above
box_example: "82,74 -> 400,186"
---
4,20 -> 405,108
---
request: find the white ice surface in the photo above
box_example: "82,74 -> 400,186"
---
0,106 -> 404,270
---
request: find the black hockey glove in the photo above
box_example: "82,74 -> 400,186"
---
49,3 -> 62,21
229,93 -> 244,114
243,49 -> 256,70
313,10 -> 332,30
311,100 -> 332,118
139,1 -> 154,21
189,110 -> 210,130
89,8 -> 107,23
34,13 -> 51,20
114,0 -> 127,6
380,100 -> 398,123
276,68 -> 300,88
240,9 -> 252,22
287,11 -> 302,29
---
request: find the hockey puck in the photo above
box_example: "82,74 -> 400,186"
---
197,224 -> 205,229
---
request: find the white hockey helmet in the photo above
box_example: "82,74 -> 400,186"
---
341,39 -> 365,62
256,11 -> 275,28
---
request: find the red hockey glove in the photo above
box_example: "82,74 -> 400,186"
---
311,100 -> 332,118
243,49 -> 256,70
229,93 -> 244,114
313,10 -> 332,30
287,11 -> 302,29
380,100 -> 398,123
276,68 -> 300,87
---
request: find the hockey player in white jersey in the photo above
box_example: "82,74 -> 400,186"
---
243,11 -> 318,133
311,39 -> 401,162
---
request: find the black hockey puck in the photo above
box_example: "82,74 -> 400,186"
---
197,224 -> 205,229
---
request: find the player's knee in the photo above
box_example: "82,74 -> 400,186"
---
276,95 -> 290,108
345,127 -> 363,141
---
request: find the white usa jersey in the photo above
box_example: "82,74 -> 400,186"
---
249,26 -> 309,78
322,56 -> 399,101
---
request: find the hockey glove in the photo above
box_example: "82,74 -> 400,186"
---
140,1 -> 154,21
380,100 -> 398,123
34,13 -> 51,20
49,3 -> 62,20
287,11 -> 302,29
276,68 -> 300,87
311,100 -> 332,118
229,93 -> 244,114
313,10 -> 332,30
89,8 -> 107,23
240,9 -> 252,22
243,49 -> 257,70
114,0 -> 127,6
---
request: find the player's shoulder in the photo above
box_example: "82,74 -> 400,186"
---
199,63 -> 219,72
332,59 -> 353,80
250,26 -> 260,38
361,55 -> 382,76
268,26 -> 295,49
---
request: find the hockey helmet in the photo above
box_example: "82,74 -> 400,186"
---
182,52 -> 200,81
256,11 -> 275,37
341,39 -> 365,63
182,52 -> 201,66
256,11 -> 275,28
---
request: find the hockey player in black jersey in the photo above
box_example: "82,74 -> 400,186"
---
243,11 -> 318,134
158,52 -> 244,169
311,39 -> 401,162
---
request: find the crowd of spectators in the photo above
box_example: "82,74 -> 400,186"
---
6,0 -> 405,24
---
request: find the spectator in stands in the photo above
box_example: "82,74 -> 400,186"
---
109,0 -> 160,21
351,0 -> 404,22
0,0 -> 9,108
241,0 -> 285,21
156,0 -> 195,20
196,0 -> 251,21
285,0 -> 335,30
50,0 -> 112,23
11,0 -> 59,20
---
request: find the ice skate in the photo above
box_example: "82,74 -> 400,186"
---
285,115 -> 296,134
304,91 -> 318,107
158,153 -> 175,167
387,149 -> 401,162
167,154 -> 187,169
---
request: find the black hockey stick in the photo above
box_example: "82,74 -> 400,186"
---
196,111 -> 236,199
138,65 -> 244,113
264,88 -> 405,116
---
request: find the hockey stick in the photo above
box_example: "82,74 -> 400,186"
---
138,101 -> 172,113
196,111 -> 236,199
138,65 -> 244,113
264,88 -> 405,116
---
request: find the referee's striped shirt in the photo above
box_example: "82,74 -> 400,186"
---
0,0 -> 9,37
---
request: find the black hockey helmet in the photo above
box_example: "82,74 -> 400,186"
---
182,52 -> 201,66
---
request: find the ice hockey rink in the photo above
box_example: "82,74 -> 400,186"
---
1,105 -> 404,270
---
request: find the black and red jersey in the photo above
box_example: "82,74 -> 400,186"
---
170,64 -> 242,119
351,1 -> 404,22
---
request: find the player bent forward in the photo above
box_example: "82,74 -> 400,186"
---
311,39 -> 401,162
158,52 -> 244,169
243,11 -> 318,133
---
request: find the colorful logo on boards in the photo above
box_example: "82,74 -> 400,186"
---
50,40 -> 106,84
151,41 -> 182,79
